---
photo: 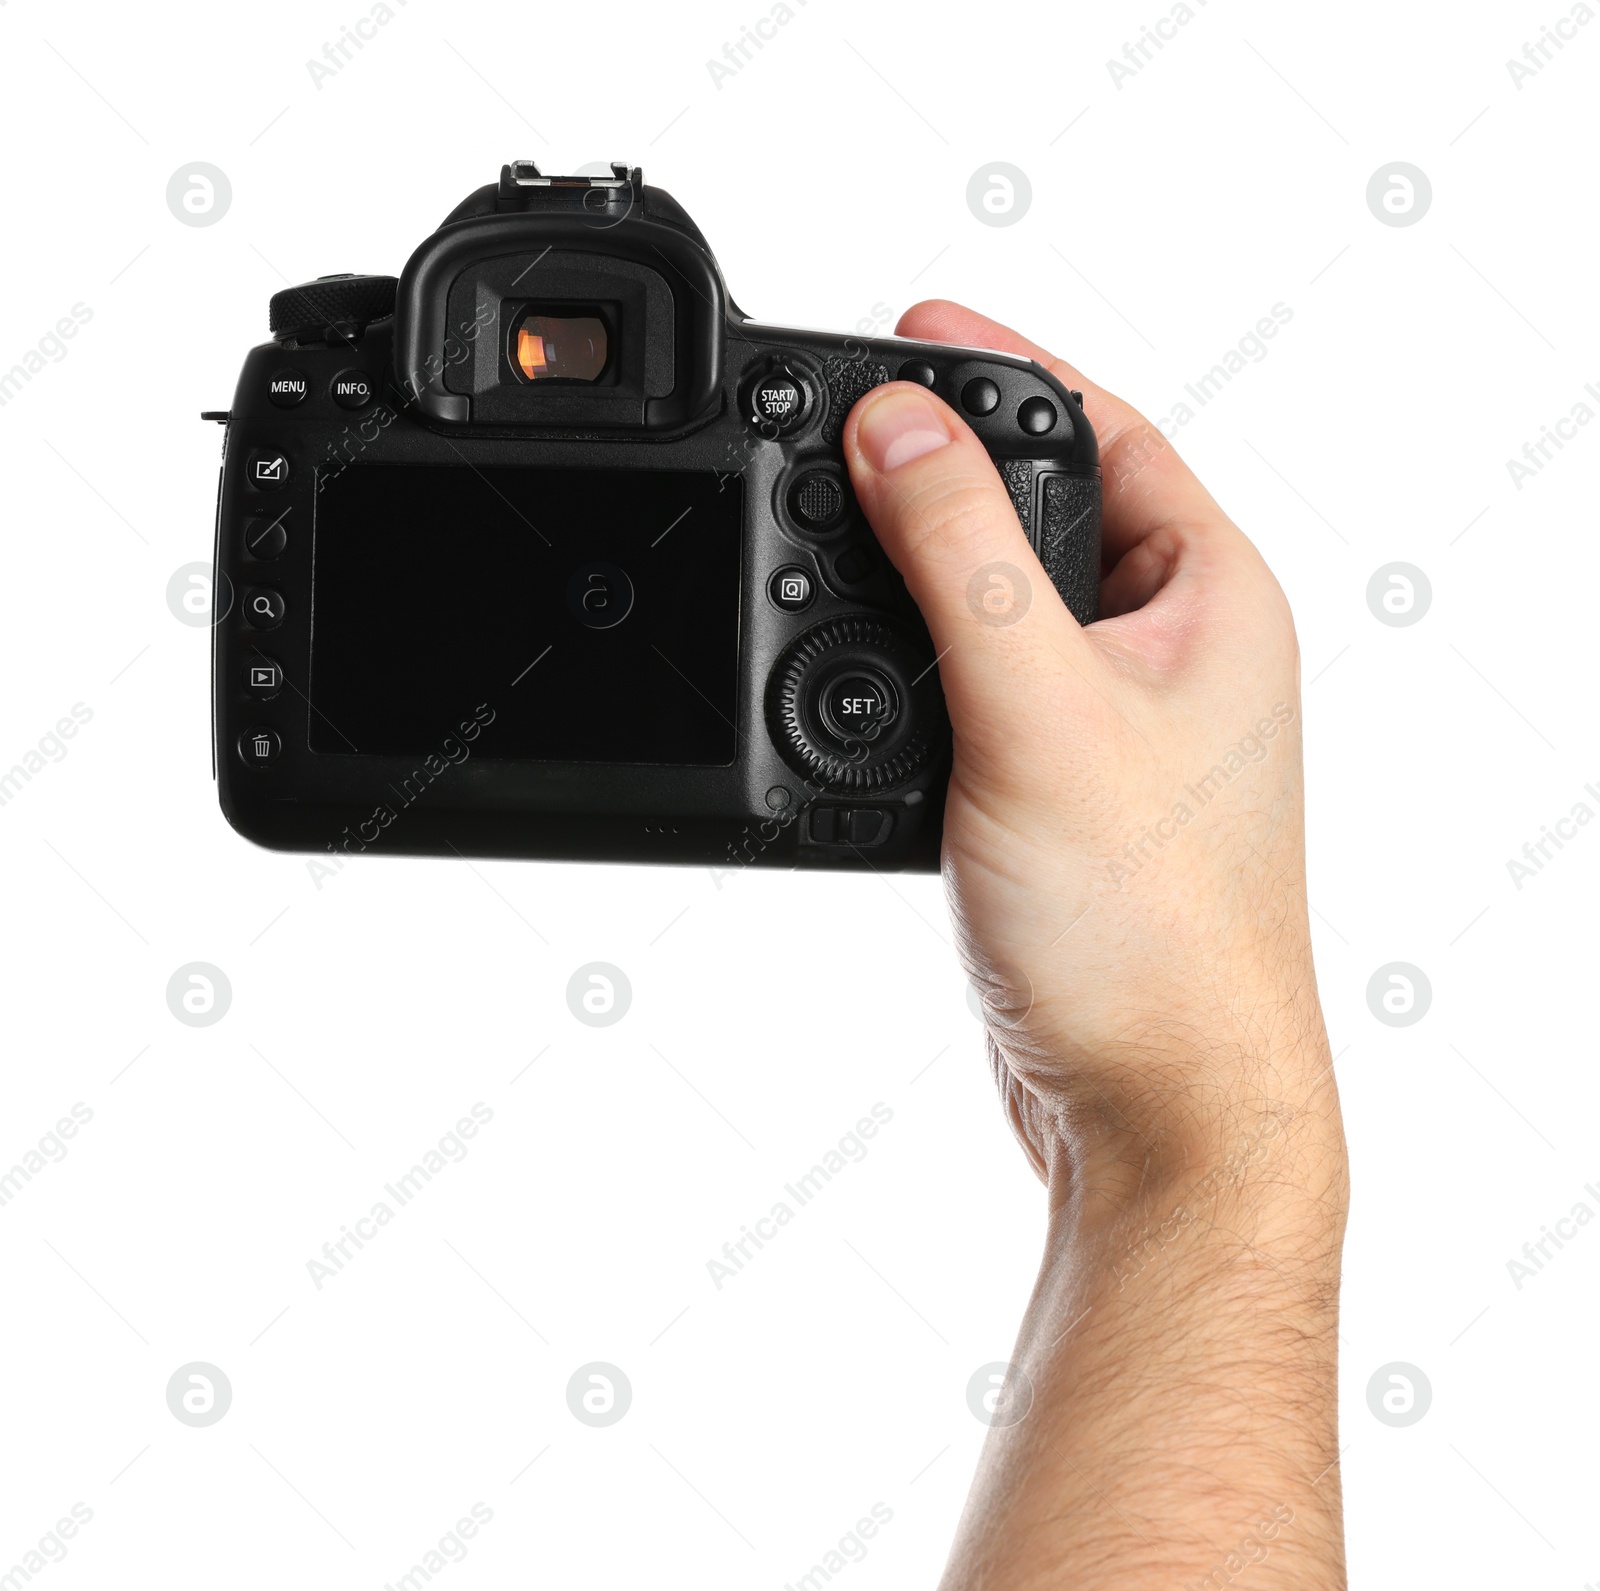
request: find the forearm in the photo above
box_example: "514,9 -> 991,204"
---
841,300 -> 1352,1590
941,1047 -> 1349,1590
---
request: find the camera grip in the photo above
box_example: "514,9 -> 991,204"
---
1037,471 -> 1102,626
997,462 -> 1102,626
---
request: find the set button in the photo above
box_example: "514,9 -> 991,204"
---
898,359 -> 937,388
821,669 -> 898,741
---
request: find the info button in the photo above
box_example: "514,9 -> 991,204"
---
331,369 -> 376,409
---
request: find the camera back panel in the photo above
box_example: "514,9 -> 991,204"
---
210,168 -> 1101,873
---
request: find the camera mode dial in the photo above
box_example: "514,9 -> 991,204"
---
270,274 -> 399,344
766,616 -> 945,793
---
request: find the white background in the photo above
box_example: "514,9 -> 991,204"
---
1,0 -> 1597,1586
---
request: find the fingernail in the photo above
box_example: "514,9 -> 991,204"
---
855,386 -> 954,473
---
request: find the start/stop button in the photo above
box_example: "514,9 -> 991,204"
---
748,365 -> 809,433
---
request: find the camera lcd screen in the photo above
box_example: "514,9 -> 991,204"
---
309,464 -> 742,765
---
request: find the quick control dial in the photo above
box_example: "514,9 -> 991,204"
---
766,616 -> 945,792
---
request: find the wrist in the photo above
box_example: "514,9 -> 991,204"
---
1013,1019 -> 1348,1253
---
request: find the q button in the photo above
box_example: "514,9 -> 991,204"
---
566,563 -> 635,630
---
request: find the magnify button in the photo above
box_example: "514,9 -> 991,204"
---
243,588 -> 286,629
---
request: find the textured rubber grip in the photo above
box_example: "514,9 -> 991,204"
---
1038,472 -> 1102,626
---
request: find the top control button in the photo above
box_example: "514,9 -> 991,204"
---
750,371 -> 807,432
961,378 -> 1001,416
898,360 -> 937,388
331,369 -> 376,409
268,369 -> 308,408
1018,396 -> 1057,435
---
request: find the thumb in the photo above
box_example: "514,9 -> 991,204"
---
843,381 -> 1102,760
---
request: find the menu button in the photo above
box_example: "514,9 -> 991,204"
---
268,369 -> 308,407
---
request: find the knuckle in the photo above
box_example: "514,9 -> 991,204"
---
897,471 -> 1016,565
1101,419 -> 1174,492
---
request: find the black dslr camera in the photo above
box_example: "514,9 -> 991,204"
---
209,163 -> 1101,871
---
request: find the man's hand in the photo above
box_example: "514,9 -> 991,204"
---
844,301 -> 1350,1590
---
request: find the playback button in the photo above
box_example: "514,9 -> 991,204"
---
243,658 -> 282,697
